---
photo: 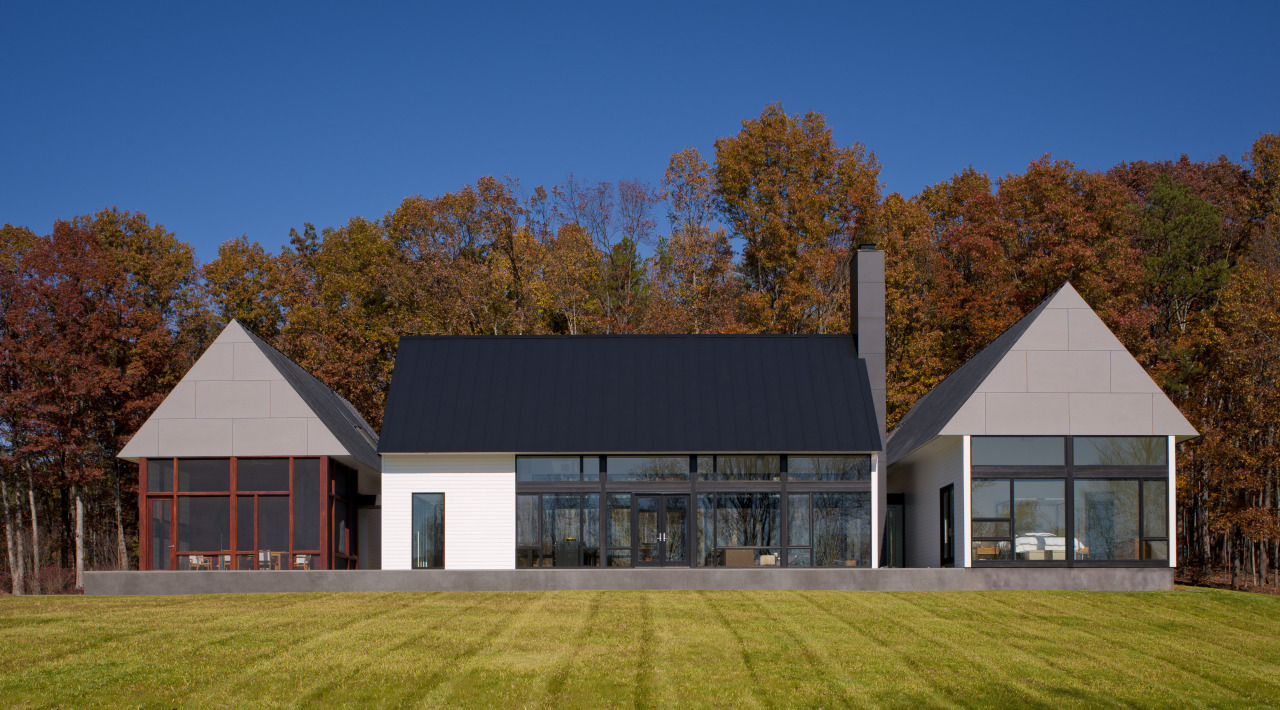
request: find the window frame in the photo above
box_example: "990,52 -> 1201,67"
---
969,436 -> 1171,568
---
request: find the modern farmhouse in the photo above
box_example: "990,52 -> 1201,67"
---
113,245 -> 1194,591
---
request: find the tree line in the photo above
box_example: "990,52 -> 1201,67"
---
2,103 -> 1277,592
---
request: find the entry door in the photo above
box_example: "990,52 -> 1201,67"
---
150,499 -> 174,570
940,485 -> 955,567
634,495 -> 689,566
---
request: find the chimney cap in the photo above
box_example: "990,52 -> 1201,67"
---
857,242 -> 878,251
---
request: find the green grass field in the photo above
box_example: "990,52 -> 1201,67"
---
2,588 -> 1278,708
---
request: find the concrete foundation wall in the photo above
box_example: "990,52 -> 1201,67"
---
85,567 -> 1173,595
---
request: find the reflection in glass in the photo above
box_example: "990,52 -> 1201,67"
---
714,493 -> 780,547
582,457 -> 601,481
713,456 -> 781,481
697,495 -> 714,567
583,494 -> 600,548
665,497 -> 688,563
972,540 -> 1012,561
411,493 -> 445,569
1143,480 -> 1168,539
516,457 -> 580,482
972,520 -> 1011,538
1075,480 -> 1140,560
517,494 -> 538,547
971,479 -> 1010,518
971,437 -> 1064,466
543,494 -> 582,567
608,494 -> 631,548
637,496 -> 659,563
147,459 -> 174,492
236,458 -> 289,491
178,459 -> 231,492
1012,479 -> 1066,561
787,456 -> 872,481
787,494 -> 810,546
787,549 -> 812,567
1144,541 -> 1169,560
812,493 -> 871,567
607,550 -> 632,567
1073,437 -> 1167,466
607,456 -> 689,481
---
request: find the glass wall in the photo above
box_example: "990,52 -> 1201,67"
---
970,436 -> 1170,566
411,493 -> 445,569
140,456 -> 346,571
515,454 -> 873,569
515,493 -> 601,567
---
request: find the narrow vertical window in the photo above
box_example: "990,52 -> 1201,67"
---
412,493 -> 445,569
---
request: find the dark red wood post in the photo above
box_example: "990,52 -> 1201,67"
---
138,459 -> 148,570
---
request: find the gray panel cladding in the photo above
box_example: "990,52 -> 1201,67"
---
379,335 -> 882,454
238,323 -> 381,471
887,287 -> 1060,464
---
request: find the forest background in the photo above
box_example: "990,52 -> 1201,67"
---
2,104 -> 1279,593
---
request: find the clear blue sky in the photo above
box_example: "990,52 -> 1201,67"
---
3,2 -> 1277,263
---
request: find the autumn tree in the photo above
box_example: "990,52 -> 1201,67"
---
647,148 -> 740,333
204,235 -> 286,338
713,103 -> 881,333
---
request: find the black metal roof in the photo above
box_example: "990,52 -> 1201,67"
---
239,322 -> 381,472
379,335 -> 881,454
886,286 -> 1060,464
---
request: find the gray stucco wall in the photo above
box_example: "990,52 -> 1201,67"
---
85,567 -> 1173,595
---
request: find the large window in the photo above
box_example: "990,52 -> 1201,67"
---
141,456 -> 340,572
970,436 -> 1170,566
515,493 -> 600,567
411,493 -> 445,569
607,456 -> 689,482
515,453 -> 872,569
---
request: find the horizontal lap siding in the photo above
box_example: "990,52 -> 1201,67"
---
888,437 -> 963,568
382,454 -> 516,570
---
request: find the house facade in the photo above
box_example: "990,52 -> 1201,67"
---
885,283 -> 1195,571
114,247 -> 1193,589
118,321 -> 382,572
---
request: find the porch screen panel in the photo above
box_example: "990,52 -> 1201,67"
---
292,459 -> 320,551
178,496 -> 230,551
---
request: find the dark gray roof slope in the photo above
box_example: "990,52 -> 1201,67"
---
887,286 -> 1061,464
239,322 -> 381,471
380,335 -> 881,454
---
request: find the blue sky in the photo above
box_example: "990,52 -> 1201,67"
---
3,2 -> 1277,263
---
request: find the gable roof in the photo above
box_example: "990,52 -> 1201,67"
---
118,320 -> 380,473
379,335 -> 882,454
888,282 -> 1198,464
886,289 -> 1055,464
239,325 -> 381,471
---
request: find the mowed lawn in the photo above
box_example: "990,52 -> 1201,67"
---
2,588 -> 1279,708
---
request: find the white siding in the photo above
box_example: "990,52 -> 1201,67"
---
358,507 -> 382,570
381,453 -> 515,570
887,436 -> 963,568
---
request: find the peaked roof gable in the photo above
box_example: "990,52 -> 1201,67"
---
886,287 -> 1055,464
119,321 -> 379,471
889,283 -> 1198,463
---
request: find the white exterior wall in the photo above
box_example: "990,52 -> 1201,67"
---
887,436 -> 964,568
381,453 -> 515,570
